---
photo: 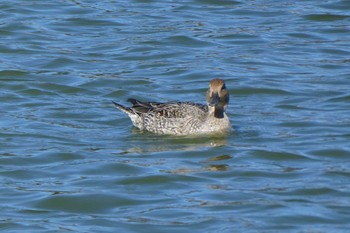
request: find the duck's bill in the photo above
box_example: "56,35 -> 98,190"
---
209,92 -> 219,106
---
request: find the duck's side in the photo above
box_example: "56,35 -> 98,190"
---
113,99 -> 231,135
113,100 -> 201,135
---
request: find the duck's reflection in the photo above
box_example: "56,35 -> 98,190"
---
161,156 -> 232,175
120,130 -> 230,154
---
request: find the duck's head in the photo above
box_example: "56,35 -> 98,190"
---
206,79 -> 229,118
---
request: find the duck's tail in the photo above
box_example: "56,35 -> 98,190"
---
112,101 -> 133,115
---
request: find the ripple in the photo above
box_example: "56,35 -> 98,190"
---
304,14 -> 350,22
234,87 -> 291,96
34,194 -> 141,214
253,150 -> 309,161
307,148 -> 350,160
326,94 -> 350,102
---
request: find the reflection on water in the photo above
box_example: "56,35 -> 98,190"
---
162,154 -> 232,174
120,131 -> 230,154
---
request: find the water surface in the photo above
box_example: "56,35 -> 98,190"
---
1,0 -> 350,232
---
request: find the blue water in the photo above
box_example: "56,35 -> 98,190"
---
1,0 -> 350,232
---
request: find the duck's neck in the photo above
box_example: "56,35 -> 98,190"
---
214,107 -> 225,119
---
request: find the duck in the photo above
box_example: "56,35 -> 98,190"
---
112,78 -> 231,135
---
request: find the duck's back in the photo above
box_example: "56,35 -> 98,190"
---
129,99 -> 209,135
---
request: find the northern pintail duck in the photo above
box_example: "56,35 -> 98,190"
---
112,79 -> 231,135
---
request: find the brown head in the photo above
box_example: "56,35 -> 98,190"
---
206,79 -> 229,118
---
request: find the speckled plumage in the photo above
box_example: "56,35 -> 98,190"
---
113,79 -> 231,135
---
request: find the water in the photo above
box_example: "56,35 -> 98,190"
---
1,0 -> 350,232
